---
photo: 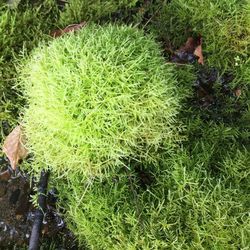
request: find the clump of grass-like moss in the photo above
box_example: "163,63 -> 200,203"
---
56,66 -> 249,249
58,0 -> 139,26
9,1 -> 250,248
57,143 -> 249,249
0,0 -> 58,140
21,24 -> 183,177
150,0 -> 250,84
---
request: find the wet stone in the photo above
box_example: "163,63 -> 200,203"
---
171,51 -> 197,64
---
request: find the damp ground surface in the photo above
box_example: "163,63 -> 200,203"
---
0,158 -> 78,249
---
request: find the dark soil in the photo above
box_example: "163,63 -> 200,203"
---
190,67 -> 245,123
0,157 -> 78,249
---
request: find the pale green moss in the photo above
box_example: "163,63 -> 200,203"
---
21,24 -> 183,177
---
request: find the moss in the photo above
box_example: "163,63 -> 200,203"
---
3,1 -> 249,248
59,0 -> 139,26
58,93 -> 249,249
57,108 -> 249,249
150,0 -> 250,83
0,0 -> 59,141
57,145 -> 249,249
21,24 -> 184,177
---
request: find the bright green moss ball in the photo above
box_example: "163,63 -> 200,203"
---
21,24 -> 181,176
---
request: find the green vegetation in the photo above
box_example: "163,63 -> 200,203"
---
0,0 -> 249,249
57,147 -> 249,249
0,0 -> 58,140
59,0 -> 139,26
21,24 -> 183,177
150,0 -> 250,84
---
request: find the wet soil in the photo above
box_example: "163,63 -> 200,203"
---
168,37 -> 246,124
0,157 -> 78,249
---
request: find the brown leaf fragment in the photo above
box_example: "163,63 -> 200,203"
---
194,37 -> 204,65
50,22 -> 87,38
171,35 -> 204,64
179,37 -> 198,53
2,125 -> 28,170
234,88 -> 241,97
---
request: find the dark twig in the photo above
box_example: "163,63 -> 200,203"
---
29,170 -> 50,250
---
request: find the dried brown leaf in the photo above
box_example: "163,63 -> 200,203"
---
179,37 -> 198,53
50,22 -> 87,38
234,88 -> 241,97
2,125 -> 28,170
194,37 -> 204,65
172,35 -> 204,64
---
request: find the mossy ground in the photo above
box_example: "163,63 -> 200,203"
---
21,24 -> 183,177
0,0 -> 59,141
0,0 -> 249,249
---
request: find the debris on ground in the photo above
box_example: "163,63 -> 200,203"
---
50,22 -> 87,38
171,36 -> 204,64
0,157 -> 78,249
3,125 -> 28,171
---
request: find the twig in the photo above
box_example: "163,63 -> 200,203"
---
29,170 -> 50,250
141,5 -> 162,30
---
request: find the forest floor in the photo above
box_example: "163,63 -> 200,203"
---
0,0 -> 249,249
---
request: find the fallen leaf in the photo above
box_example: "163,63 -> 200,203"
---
50,22 -> 87,38
194,37 -> 204,65
234,88 -> 241,97
171,35 -> 204,64
179,37 -> 198,53
16,215 -> 23,220
2,125 -> 28,170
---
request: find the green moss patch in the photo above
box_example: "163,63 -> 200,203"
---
150,0 -> 250,84
21,24 -> 183,177
57,146 -> 249,249
59,0 -> 139,26
2,0 -> 249,248
0,0 -> 58,140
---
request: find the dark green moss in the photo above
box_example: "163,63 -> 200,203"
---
58,0 -> 139,26
0,0 -> 59,141
149,0 -> 250,80
57,145 -> 249,249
